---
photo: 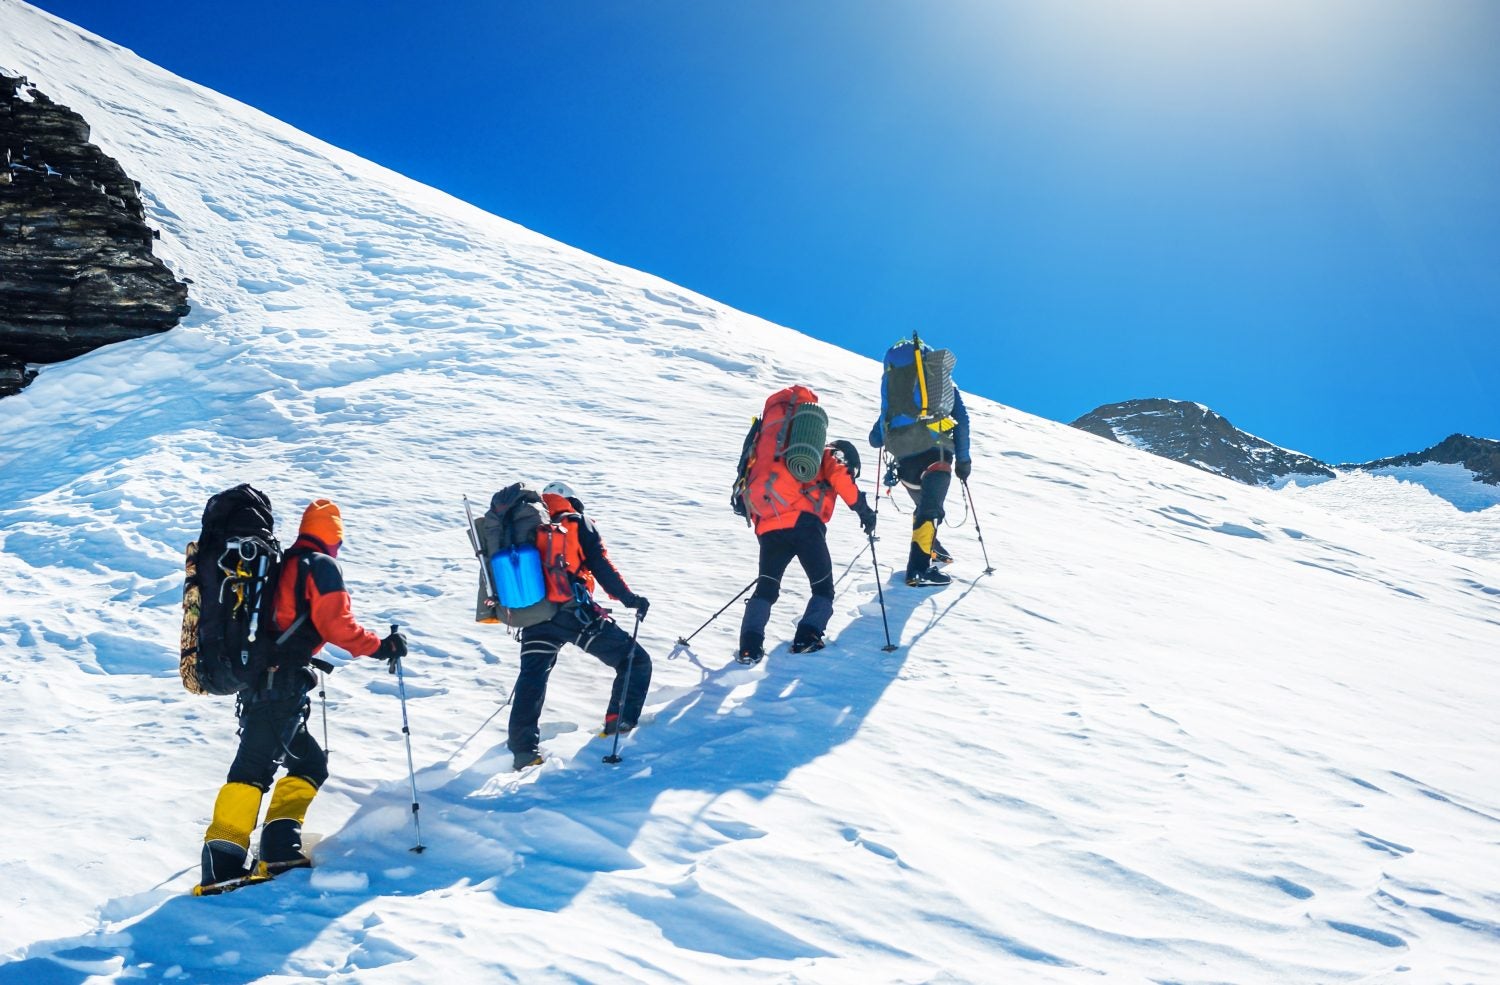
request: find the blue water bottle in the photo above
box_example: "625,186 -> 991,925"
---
491,545 -> 546,609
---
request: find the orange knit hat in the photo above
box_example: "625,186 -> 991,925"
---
300,499 -> 344,547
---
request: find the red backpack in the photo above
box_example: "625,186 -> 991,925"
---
734,385 -> 831,527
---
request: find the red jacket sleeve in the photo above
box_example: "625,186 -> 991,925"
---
826,455 -> 861,508
303,555 -> 381,657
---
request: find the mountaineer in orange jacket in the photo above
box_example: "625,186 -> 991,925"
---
736,440 -> 876,664
198,499 -> 406,891
507,481 -> 652,771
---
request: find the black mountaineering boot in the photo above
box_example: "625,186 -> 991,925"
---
735,644 -> 765,666
790,624 -> 825,654
258,820 -> 312,875
931,540 -> 954,565
906,540 -> 931,583
201,840 -> 250,888
600,714 -> 636,738
736,630 -> 765,666
907,566 -> 952,588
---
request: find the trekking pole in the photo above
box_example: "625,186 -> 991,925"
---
961,479 -> 996,575
390,623 -> 426,853
445,683 -> 518,764
674,577 -> 757,647
604,612 -> 644,765
867,532 -> 899,652
866,467 -> 898,651
837,538 -> 871,578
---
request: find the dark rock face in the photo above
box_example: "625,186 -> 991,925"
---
1070,398 -> 1336,486
1348,434 -> 1500,486
1071,399 -> 1500,495
1,73 -> 189,396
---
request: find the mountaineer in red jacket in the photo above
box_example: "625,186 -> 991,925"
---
507,481 -> 652,771
198,499 -> 406,891
735,438 -> 876,664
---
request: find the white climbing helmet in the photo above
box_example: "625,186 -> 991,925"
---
543,480 -> 577,501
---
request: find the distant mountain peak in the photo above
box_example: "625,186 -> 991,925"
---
1069,398 -> 1335,487
1069,400 -> 1500,520
1346,433 -> 1500,484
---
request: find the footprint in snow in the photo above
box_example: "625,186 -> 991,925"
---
840,826 -> 908,867
237,277 -> 293,294
1268,875 -> 1314,900
1355,829 -> 1414,857
1212,522 -> 1268,540
1327,920 -> 1406,949
703,817 -> 767,841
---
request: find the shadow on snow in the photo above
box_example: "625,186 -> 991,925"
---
0,561 -> 987,981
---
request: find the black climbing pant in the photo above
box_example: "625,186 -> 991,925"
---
897,448 -> 954,576
509,604 -> 652,758
740,511 -> 836,647
227,691 -> 327,791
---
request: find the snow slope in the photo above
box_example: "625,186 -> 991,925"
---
3,3 -> 1500,982
1280,471 -> 1500,562
1356,464 -> 1500,514
1071,401 -> 1499,561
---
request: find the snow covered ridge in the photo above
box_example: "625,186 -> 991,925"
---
1072,398 -> 1500,559
3,2 -> 1500,982
1348,434 -> 1500,488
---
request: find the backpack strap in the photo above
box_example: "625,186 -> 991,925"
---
914,344 -> 929,418
773,396 -> 798,463
540,524 -> 573,601
809,476 -> 833,516
760,398 -> 798,513
273,551 -> 315,652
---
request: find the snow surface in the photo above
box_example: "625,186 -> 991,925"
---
3,2 -> 1500,982
1358,464 -> 1500,515
1279,470 -> 1500,562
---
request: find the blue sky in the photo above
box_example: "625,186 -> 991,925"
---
29,0 -> 1500,461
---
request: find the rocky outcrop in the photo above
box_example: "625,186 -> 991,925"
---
1070,398 -> 1336,486
1347,434 -> 1500,486
1,73 -> 189,396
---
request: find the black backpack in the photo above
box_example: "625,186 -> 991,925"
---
180,484 -> 290,695
730,417 -> 762,525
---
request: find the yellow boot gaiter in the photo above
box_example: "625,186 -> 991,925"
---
200,781 -> 263,886
258,775 -> 319,869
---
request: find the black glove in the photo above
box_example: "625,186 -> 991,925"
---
622,593 -> 650,620
374,631 -> 408,672
955,459 -> 972,481
855,494 -> 877,535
